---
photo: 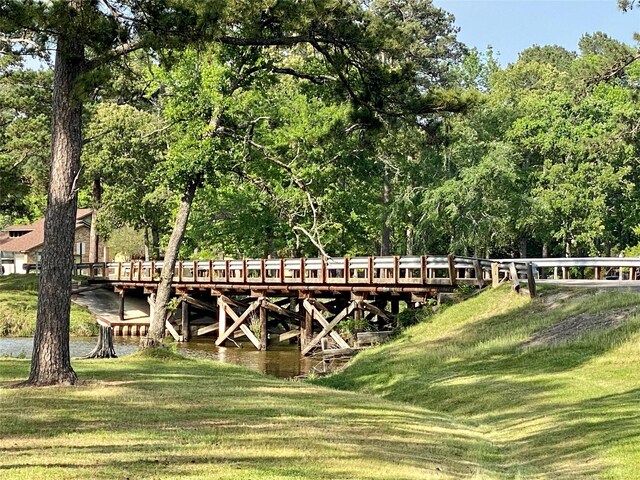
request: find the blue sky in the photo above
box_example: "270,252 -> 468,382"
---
433,0 -> 639,65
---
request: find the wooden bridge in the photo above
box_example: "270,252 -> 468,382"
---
41,255 -> 533,354
30,254 -> 637,354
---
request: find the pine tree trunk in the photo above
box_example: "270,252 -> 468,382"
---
405,226 -> 414,256
151,228 -> 160,259
142,176 -> 200,347
143,227 -> 150,261
380,172 -> 391,256
89,176 -> 101,263
519,238 -> 527,258
27,28 -> 84,386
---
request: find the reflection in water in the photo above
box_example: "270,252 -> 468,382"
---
0,337 -> 316,379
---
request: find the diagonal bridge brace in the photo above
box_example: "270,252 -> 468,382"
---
216,295 -> 263,349
301,298 -> 356,355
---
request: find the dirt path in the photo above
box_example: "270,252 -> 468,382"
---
523,303 -> 640,347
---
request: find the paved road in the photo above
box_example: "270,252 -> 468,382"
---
537,279 -> 640,290
72,288 -> 150,324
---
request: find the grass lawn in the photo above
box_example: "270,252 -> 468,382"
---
316,285 -> 640,479
0,274 -> 97,336
2,284 -> 640,478
0,352 -> 495,480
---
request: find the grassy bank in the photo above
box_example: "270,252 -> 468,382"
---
316,285 -> 640,478
2,285 -> 640,478
0,274 -> 97,336
0,353 -> 497,479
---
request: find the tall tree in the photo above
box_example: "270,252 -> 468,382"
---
5,0 -> 398,384
143,0 -> 464,346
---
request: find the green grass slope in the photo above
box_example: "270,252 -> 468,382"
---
0,274 -> 97,336
1,355 -> 496,480
316,285 -> 640,479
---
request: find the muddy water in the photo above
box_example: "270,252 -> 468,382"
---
0,337 -> 316,379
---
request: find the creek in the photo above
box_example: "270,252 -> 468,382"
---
0,337 -> 316,379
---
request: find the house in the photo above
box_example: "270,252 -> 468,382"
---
0,209 -> 108,275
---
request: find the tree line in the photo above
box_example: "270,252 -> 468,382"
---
0,0 -> 638,384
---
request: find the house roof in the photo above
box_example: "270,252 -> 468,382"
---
0,209 -> 93,253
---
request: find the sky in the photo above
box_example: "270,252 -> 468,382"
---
433,0 -> 640,65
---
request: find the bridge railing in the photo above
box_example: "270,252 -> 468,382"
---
22,255 -> 543,289
26,255 -> 527,286
493,257 -> 640,281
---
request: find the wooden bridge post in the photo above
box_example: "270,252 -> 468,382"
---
526,262 -> 536,298
216,296 -> 228,346
259,303 -> 268,350
181,296 -> 190,342
491,263 -> 500,288
391,298 -> 400,315
299,294 -> 313,349
118,289 -> 125,322
353,296 -> 363,322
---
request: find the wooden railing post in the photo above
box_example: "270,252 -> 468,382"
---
526,262 -> 536,298
393,256 -> 399,283
491,263 -> 500,288
279,258 -> 285,283
344,257 -> 350,284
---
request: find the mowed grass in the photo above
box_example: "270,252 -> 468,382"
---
0,352 -> 496,480
316,285 -> 640,479
2,284 -> 640,479
0,274 -> 96,336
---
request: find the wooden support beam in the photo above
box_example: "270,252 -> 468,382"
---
391,298 -> 400,315
509,263 -> 521,293
259,305 -> 268,351
239,324 -> 262,350
118,289 -> 125,322
261,300 -> 302,320
301,300 -> 355,355
196,323 -> 219,336
215,298 -> 261,346
360,301 -> 392,320
276,329 -> 300,342
217,296 -> 227,346
183,295 -> 217,313
165,319 -> 181,341
218,295 -> 250,309
181,297 -> 190,342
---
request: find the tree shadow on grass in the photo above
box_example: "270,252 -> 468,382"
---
0,358 -> 495,479
316,289 -> 640,477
